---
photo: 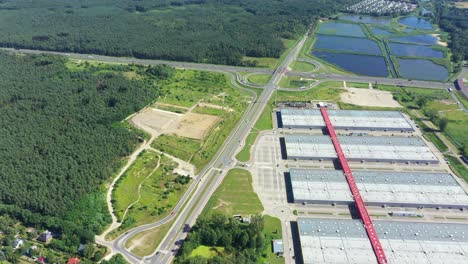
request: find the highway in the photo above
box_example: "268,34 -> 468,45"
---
4,38 -> 463,264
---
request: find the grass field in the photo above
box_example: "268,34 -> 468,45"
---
190,246 -> 225,258
112,151 -> 160,221
236,131 -> 259,162
446,155 -> 468,181
247,74 -> 272,85
110,155 -> 191,237
203,168 -> 264,216
259,215 -> 284,264
126,218 -> 175,257
278,76 -> 315,88
290,60 -> 316,72
242,38 -> 299,69
192,106 -> 229,117
152,71 -> 251,171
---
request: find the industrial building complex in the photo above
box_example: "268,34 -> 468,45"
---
297,218 -> 468,264
279,109 -> 414,131
284,135 -> 439,163
289,169 -> 468,209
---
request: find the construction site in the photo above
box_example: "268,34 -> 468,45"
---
246,106 -> 468,264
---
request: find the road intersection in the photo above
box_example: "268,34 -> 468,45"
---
3,32 -> 462,264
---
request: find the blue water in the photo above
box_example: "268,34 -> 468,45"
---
372,28 -> 392,36
314,35 -> 381,55
339,14 -> 391,25
397,59 -> 448,81
389,43 -> 444,58
398,16 -> 433,30
390,34 -> 438,45
313,51 -> 389,77
317,22 -> 365,37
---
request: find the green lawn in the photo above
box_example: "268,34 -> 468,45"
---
203,168 -> 264,216
247,74 -> 272,85
236,131 -> 259,162
278,76 -> 315,88
259,215 -> 284,264
192,106 -> 229,116
446,155 -> 468,182
112,151 -> 160,221
152,135 -> 201,162
190,246 -> 225,258
290,60 -> 316,72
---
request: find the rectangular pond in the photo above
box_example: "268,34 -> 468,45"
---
390,34 -> 438,45
314,35 -> 382,55
312,51 -> 389,77
317,22 -> 365,37
398,16 -> 433,30
389,43 -> 444,58
397,58 -> 448,81
372,28 -> 392,36
339,14 -> 392,25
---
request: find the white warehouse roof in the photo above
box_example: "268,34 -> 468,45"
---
280,108 -> 413,131
298,218 -> 468,264
284,135 -> 438,163
289,169 -> 468,209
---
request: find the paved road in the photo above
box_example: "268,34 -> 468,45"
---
0,48 -> 274,74
287,72 -> 456,90
141,29 -> 308,264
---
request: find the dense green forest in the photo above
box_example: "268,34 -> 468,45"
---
175,214 -> 267,264
433,0 -> 468,67
0,51 -> 167,252
0,0 -> 354,65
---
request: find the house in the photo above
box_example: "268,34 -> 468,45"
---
37,230 -> 52,242
272,239 -> 284,256
13,238 -> 24,249
77,244 -> 85,253
242,215 -> 251,224
67,257 -> 80,264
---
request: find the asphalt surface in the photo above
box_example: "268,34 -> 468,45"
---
4,38 -> 464,264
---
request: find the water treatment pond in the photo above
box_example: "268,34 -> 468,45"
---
397,59 -> 448,81
313,51 -> 389,77
317,22 -> 365,37
390,34 -> 438,45
372,28 -> 392,36
389,43 -> 444,58
398,16 -> 433,30
314,35 -> 381,55
339,14 -> 391,25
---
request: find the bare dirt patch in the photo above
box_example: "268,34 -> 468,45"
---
455,2 -> 468,9
171,113 -> 220,139
341,87 -> 402,108
130,108 -> 181,136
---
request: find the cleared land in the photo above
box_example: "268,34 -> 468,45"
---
172,113 -> 220,140
455,2 -> 468,8
340,87 -> 402,108
190,246 -> 225,258
131,108 -> 181,136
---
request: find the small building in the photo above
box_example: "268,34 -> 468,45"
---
455,79 -> 468,97
67,257 -> 80,264
272,239 -> 284,256
242,216 -> 251,224
37,230 -> 52,243
13,238 -> 23,249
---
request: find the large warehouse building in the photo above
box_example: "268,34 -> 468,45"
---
297,218 -> 468,264
284,135 -> 439,163
289,169 -> 468,209
279,108 -> 414,131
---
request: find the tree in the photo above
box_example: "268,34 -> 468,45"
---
439,117 -> 449,132
82,244 -> 95,259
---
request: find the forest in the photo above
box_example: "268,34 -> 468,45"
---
0,0 -> 355,65
0,51 -> 167,252
433,0 -> 468,66
175,214 -> 267,264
